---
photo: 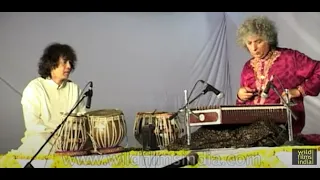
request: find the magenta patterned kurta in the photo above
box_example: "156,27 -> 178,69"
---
236,48 -> 320,134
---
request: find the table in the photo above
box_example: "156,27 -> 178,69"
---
1,146 -> 319,168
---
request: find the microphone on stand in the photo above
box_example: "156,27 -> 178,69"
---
261,75 -> 274,98
267,75 -> 298,143
86,82 -> 93,109
199,80 -> 224,99
162,152 -> 199,168
168,80 -> 225,121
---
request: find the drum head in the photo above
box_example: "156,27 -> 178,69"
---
136,111 -> 170,116
85,109 -> 123,117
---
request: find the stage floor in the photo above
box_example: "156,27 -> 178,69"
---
3,146 -> 318,168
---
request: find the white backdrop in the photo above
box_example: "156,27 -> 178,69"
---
0,12 -> 319,154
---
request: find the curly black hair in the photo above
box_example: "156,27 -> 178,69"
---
38,43 -> 77,78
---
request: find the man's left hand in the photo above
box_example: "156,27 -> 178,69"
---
281,88 -> 301,103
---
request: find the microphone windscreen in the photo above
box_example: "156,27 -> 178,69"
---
187,152 -> 199,165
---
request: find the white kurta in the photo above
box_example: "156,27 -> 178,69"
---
16,77 -> 87,156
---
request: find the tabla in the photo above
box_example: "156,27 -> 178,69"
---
85,109 -> 127,154
54,114 -> 89,156
133,112 -> 182,149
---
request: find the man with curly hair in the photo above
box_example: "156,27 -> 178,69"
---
236,15 -> 320,135
17,43 -> 87,155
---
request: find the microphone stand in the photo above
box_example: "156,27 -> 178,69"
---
284,89 -> 294,142
270,84 -> 297,142
23,89 -> 92,168
184,90 -> 191,146
169,87 -> 210,146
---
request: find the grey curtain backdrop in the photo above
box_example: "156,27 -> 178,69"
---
0,12 -> 319,154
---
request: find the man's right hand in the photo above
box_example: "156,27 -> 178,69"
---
237,87 -> 256,101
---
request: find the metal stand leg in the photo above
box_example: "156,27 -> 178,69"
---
184,90 -> 191,146
285,89 -> 294,141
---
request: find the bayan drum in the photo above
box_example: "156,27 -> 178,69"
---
85,109 -> 127,154
54,114 -> 89,156
133,112 -> 182,150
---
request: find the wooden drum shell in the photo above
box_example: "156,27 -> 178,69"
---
133,112 -> 182,148
85,109 -> 127,149
54,115 -> 88,152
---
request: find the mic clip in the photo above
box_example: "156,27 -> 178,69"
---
85,88 -> 93,97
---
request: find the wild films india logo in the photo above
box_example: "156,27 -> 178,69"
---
292,148 -> 317,165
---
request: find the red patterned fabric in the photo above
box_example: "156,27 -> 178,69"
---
299,134 -> 320,145
236,47 -> 320,134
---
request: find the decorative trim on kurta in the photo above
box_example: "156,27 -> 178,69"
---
249,50 -> 281,104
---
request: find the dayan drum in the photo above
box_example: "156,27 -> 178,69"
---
85,109 -> 127,154
54,113 -> 89,156
133,112 -> 182,150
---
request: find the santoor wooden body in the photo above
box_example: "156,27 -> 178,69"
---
55,115 -> 88,152
86,109 -> 127,149
189,104 -> 288,126
133,112 -> 182,148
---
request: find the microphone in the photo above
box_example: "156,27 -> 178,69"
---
86,82 -> 93,109
261,75 -> 274,98
200,80 -> 224,99
168,80 -> 223,121
162,152 -> 199,168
